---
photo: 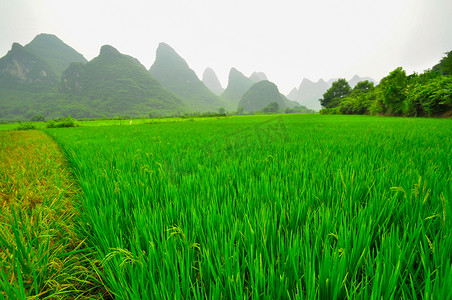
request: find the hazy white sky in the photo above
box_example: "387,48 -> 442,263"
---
1,0 -> 451,93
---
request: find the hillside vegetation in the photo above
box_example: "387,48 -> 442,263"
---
60,45 -> 186,117
0,36 -> 188,121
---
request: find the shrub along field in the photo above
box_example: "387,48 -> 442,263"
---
37,114 -> 451,299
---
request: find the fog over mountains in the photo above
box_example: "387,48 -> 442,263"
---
0,33 -> 375,121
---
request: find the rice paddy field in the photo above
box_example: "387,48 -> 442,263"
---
1,114 -> 452,299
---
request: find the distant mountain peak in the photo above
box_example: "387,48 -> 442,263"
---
157,42 -> 175,52
287,87 -> 298,101
23,33 -> 87,76
204,67 -> 215,74
99,45 -> 121,57
249,71 -> 268,82
239,80 -> 284,112
154,42 -> 190,70
221,68 -> 255,107
60,45 -> 186,116
0,40 -> 58,85
11,42 -> 23,51
150,43 -> 225,111
31,33 -> 61,43
229,67 -> 242,76
202,67 -> 224,95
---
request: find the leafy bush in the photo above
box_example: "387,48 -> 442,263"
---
406,76 -> 452,116
15,121 -> 36,130
320,107 -> 341,114
46,116 -> 79,128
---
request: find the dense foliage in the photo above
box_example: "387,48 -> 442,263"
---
44,114 -> 452,299
320,51 -> 452,117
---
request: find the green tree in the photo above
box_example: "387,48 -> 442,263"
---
218,107 -> 226,114
320,79 -> 351,108
432,50 -> 452,75
339,80 -> 375,115
353,80 -> 374,94
262,102 -> 280,113
379,67 -> 408,115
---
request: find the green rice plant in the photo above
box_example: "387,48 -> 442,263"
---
0,130 -> 107,299
45,114 -> 452,299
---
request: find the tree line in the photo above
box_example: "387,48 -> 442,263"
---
320,51 -> 452,117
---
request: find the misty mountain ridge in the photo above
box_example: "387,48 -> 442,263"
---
149,43 -> 226,112
0,32 -> 380,120
0,37 -> 188,121
60,44 -> 186,116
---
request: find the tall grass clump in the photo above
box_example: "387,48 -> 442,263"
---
46,116 -> 79,128
0,130 -> 107,299
45,114 -> 452,299
15,121 -> 36,131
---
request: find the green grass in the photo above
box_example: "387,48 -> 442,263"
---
42,114 -> 451,299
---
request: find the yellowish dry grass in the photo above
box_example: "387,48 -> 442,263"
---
0,130 -> 107,299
